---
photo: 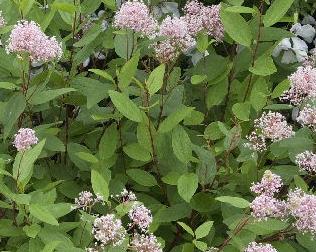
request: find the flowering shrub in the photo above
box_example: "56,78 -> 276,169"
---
1,0 -> 316,251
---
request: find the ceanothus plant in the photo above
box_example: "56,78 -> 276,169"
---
1,0 -> 316,251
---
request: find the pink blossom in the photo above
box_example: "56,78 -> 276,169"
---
13,128 -> 38,152
92,214 -> 126,247
244,242 -> 278,252
113,0 -> 157,37
6,20 -> 62,62
74,191 -> 103,211
295,151 -> 316,173
245,131 -> 267,152
183,1 -> 224,41
250,194 -> 287,220
154,16 -> 195,62
287,189 -> 316,236
281,66 -> 316,105
0,11 -> 6,28
296,105 -> 316,131
130,233 -> 162,252
250,170 -> 283,196
128,204 -> 152,231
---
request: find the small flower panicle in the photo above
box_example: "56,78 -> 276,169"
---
0,11 -> 6,28
74,191 -> 103,211
287,189 -> 316,237
130,233 -> 162,252
244,242 -> 278,252
295,151 -> 316,173
6,20 -> 62,62
183,1 -> 224,41
206,247 -> 219,252
296,105 -> 316,131
13,128 -> 38,152
250,194 -> 287,221
250,170 -> 283,196
281,66 -> 316,105
92,214 -> 126,247
154,16 -> 195,62
128,204 -> 152,231
120,189 -> 137,202
113,0 -> 157,37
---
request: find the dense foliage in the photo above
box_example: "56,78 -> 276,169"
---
1,0 -> 316,251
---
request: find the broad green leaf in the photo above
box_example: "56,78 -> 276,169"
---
146,64 -> 165,96
23,223 -> 41,238
75,152 -> 99,163
0,219 -> 23,237
249,54 -> 277,76
99,124 -> 119,159
271,79 -> 290,99
195,221 -> 214,239
263,0 -> 295,27
196,32 -> 209,52
29,204 -> 59,226
177,173 -> 198,203
13,140 -> 46,187
30,88 -> 76,105
183,110 -> 204,125
154,203 -> 191,223
193,240 -> 208,251
158,106 -> 194,133
191,75 -> 207,85
0,82 -> 18,90
215,196 -> 250,208
225,6 -> 255,14
118,51 -> 140,90
172,126 -> 192,164
221,10 -> 252,47
109,90 -> 143,122
206,78 -> 228,109
20,0 -> 35,16
232,102 -> 251,121
177,222 -> 194,236
91,169 -> 109,201
3,93 -> 26,139
123,143 -> 152,162
127,169 -> 157,187
89,69 -> 115,83
294,175 -> 308,192
42,241 -> 62,252
114,32 -> 135,59
74,24 -> 102,47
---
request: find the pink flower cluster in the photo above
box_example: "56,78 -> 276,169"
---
154,16 -> 195,62
74,191 -> 103,211
183,0 -> 224,41
287,189 -> 316,236
295,150 -> 316,173
128,204 -> 153,231
130,233 -> 162,252
92,214 -> 126,247
246,112 -> 294,151
111,188 -> 137,203
244,242 -> 278,252
6,20 -> 62,62
281,66 -> 316,105
0,11 -> 6,28
13,128 -> 38,152
296,105 -> 316,131
113,0 -> 157,37
250,170 -> 286,220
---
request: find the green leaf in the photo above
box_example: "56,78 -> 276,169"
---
29,204 -> 59,226
146,64 -> 165,96
215,196 -> 250,208
123,143 -> 152,162
294,175 -> 308,192
195,221 -> 214,239
0,219 -> 23,237
193,240 -> 208,251
114,32 -> 135,59
263,0 -> 295,27
249,53 -> 277,76
109,90 -> 143,122
232,102 -> 251,121
74,24 -> 102,47
127,169 -> 157,187
42,241 -> 62,252
191,75 -> 207,85
271,79 -> 290,99
177,173 -> 198,203
91,169 -> 109,201
99,124 -> 119,159
221,10 -> 252,47
118,51 -> 140,90
0,82 -> 19,90
30,88 -> 76,105
3,93 -> 26,139
196,32 -> 209,52
23,223 -> 41,238
13,140 -> 46,187
89,69 -> 115,83
172,126 -> 192,164
177,222 -> 194,236
158,106 -> 194,133
225,6 -> 255,14
206,78 -> 228,109
75,152 -> 99,163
